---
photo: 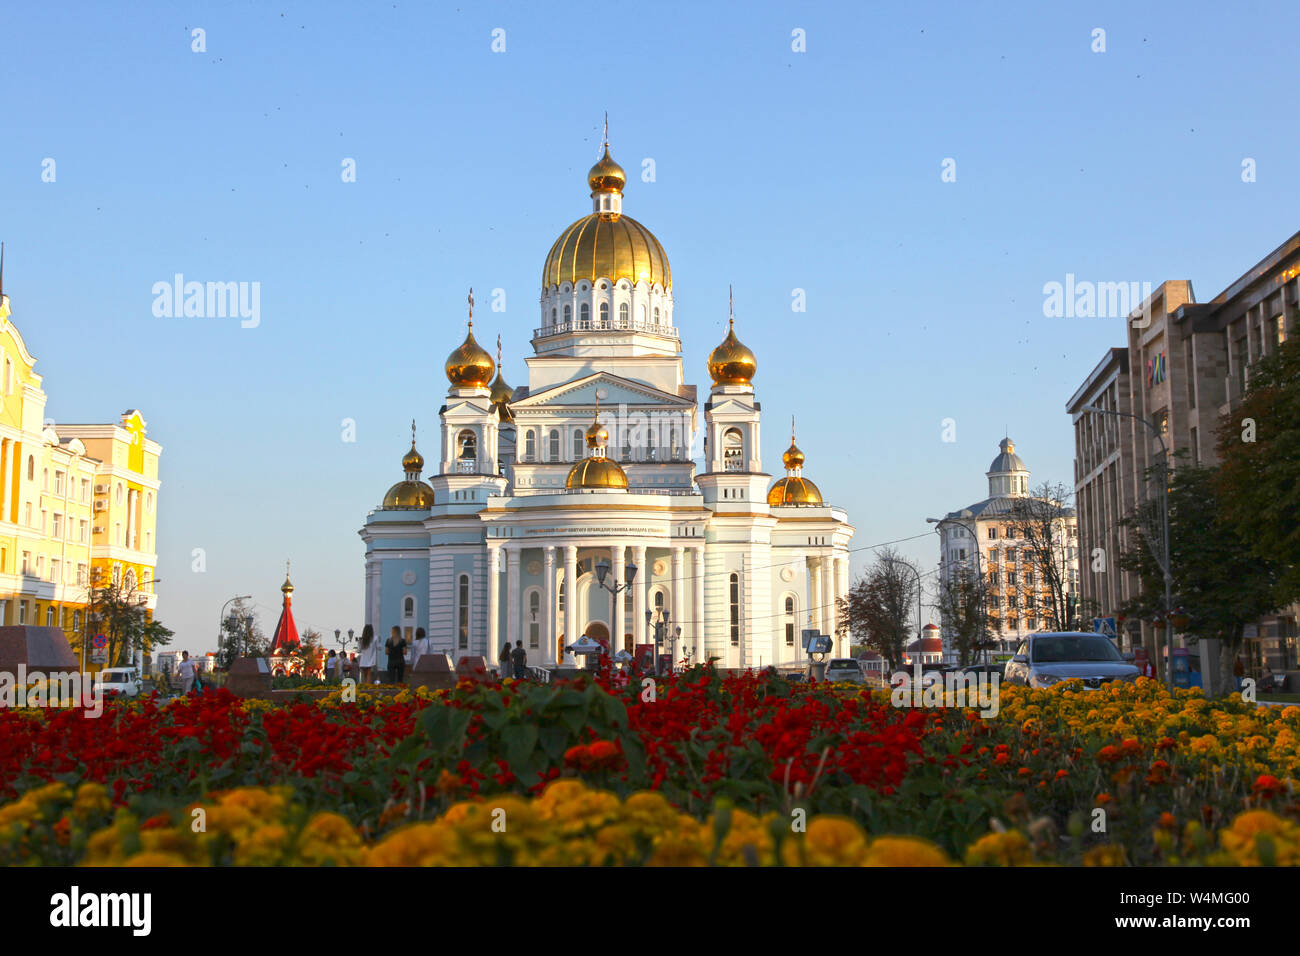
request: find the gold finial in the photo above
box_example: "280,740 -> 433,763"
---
729,284 -> 734,326
496,333 -> 502,365
791,415 -> 796,442
0,242 -> 5,298
411,419 -> 417,446
467,287 -> 474,327
602,111 -> 609,151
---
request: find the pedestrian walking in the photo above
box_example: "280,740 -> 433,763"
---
386,626 -> 408,685
499,643 -> 512,681
511,640 -> 528,680
178,651 -> 196,695
358,625 -> 377,684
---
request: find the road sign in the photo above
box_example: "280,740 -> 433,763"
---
92,634 -> 107,649
1093,617 -> 1116,638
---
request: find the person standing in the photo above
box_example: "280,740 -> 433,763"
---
386,626 -> 408,685
409,627 -> 432,670
358,625 -> 377,684
178,651 -> 196,695
499,643 -> 512,681
511,640 -> 528,680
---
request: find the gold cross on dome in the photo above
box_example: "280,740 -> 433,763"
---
467,287 -> 474,326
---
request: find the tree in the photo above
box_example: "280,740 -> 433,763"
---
295,627 -> 326,679
1215,337 -> 1300,605
842,547 -> 919,670
1006,481 -> 1078,631
84,579 -> 174,668
216,599 -> 266,670
1117,463 -> 1280,696
936,565 -> 987,666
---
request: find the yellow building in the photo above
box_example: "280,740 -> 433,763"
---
0,263 -> 161,660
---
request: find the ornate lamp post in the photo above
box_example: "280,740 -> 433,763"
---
595,557 -> 638,657
216,594 -> 252,667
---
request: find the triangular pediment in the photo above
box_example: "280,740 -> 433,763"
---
511,372 -> 694,410
707,396 -> 759,416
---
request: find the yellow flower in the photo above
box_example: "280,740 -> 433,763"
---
1219,810 -> 1300,866
965,830 -> 1033,866
1082,844 -> 1126,866
782,817 -> 870,867
864,836 -> 952,867
120,851 -> 191,867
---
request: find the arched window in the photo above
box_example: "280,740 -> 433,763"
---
27,456 -> 34,481
548,429 -> 561,461
723,428 -> 744,471
457,430 -> 477,461
524,429 -> 536,461
580,303 -> 590,324
528,590 -> 541,648
619,303 -> 629,324
599,302 -> 609,326
46,606 -> 55,626
729,574 -> 740,645
784,596 -> 796,646
564,304 -> 571,324
572,429 -> 584,459
404,596 -> 415,617
653,306 -> 661,324
457,574 -> 470,649
550,307 -> 557,326
42,469 -> 48,491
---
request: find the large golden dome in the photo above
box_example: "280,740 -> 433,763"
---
383,480 -> 435,509
543,214 -> 671,291
767,475 -> 823,507
566,456 -> 629,490
708,318 -> 757,386
445,321 -> 495,388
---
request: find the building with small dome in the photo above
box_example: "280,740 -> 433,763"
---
359,135 -> 855,669
932,437 -> 1080,655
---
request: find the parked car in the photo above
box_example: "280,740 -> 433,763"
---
824,659 -> 866,683
94,667 -> 144,699
1003,633 -> 1139,689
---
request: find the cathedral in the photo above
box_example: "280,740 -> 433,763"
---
358,136 -> 855,670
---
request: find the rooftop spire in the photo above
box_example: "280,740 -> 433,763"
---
467,287 -> 474,328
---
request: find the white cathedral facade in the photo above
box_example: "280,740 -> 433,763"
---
359,138 -> 855,670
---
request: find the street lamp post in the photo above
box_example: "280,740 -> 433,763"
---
884,556 -> 922,671
928,513 -> 987,665
595,557 -> 638,659
1082,405 -> 1174,691
645,608 -> 671,675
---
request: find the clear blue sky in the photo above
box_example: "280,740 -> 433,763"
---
3,1 -> 1297,653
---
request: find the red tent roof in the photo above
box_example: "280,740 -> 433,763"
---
268,573 -> 299,655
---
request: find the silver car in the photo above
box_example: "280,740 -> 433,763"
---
824,658 -> 866,683
1003,632 -> 1139,689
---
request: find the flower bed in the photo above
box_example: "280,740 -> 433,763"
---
1,669 -> 1297,865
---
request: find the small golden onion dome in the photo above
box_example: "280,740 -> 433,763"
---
383,479 -> 435,509
445,323 -> 495,388
402,443 -> 425,473
566,456 -> 629,490
542,213 -> 670,291
585,418 -> 609,448
490,370 -> 515,424
588,144 -> 626,194
281,575 -> 294,595
767,476 -> 823,507
782,441 -> 804,470
707,318 -> 757,386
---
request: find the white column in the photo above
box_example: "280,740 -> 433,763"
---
506,545 -> 521,654
543,546 -> 556,665
821,555 -> 835,648
563,544 -> 578,663
632,545 -> 647,651
487,542 -> 501,661
671,546 -> 685,668
808,560 -> 821,634
692,545 -> 705,665
611,543 -> 625,653
835,555 -> 850,657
